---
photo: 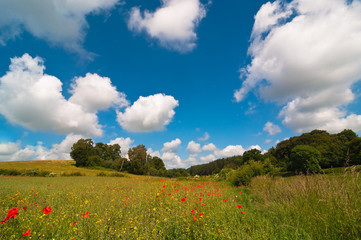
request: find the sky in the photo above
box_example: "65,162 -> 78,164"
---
0,0 -> 361,168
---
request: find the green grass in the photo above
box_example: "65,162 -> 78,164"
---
0,160 -> 121,176
0,161 -> 360,239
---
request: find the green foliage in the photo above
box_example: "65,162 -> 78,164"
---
188,155 -> 243,176
348,137 -> 361,165
290,145 -> 321,173
243,149 -> 265,163
271,129 -> 359,170
218,168 -> 232,179
148,156 -> 166,171
227,160 -> 276,186
128,145 -> 150,175
70,139 -> 95,167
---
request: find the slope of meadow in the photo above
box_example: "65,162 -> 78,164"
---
0,160 -> 119,176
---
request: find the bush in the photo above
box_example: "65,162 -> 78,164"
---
219,168 -> 232,179
97,172 -> 107,176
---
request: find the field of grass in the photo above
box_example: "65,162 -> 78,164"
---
0,162 -> 360,239
0,160 -> 119,176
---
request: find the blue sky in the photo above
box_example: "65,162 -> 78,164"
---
0,0 -> 361,168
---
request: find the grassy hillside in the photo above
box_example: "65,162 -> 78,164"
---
0,160 -> 120,176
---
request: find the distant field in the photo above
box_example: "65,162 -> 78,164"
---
0,160 -> 120,176
0,161 -> 360,239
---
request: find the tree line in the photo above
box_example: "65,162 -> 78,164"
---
70,140 -> 188,178
70,129 -> 361,183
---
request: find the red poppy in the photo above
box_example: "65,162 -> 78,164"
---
22,230 -> 31,236
23,206 -> 27,210
190,210 -> 195,215
181,198 -> 186,202
218,228 -> 221,232
193,216 -> 197,221
82,211 -> 89,218
72,221 -> 77,226
237,205 -> 242,208
1,207 -> 19,224
199,213 -> 203,217
223,199 -> 227,202
42,206 -> 52,215
202,203 -> 206,206
163,185 -> 166,188
240,211 -> 245,214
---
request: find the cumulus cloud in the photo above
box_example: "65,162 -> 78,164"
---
128,0 -> 207,52
69,73 -> 129,113
0,0 -> 118,56
0,54 -> 127,136
263,121 -> 281,135
108,137 -> 134,157
186,140 -> 201,154
161,152 -> 185,169
200,144 -> 262,163
202,143 -> 217,152
235,0 -> 361,133
0,134 -> 83,162
197,132 -> 210,141
117,94 -> 179,132
162,138 -> 182,153
148,148 -> 161,158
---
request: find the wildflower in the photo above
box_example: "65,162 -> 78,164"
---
23,206 -> 27,210
193,216 -> 197,221
83,211 -> 89,218
181,198 -> 186,202
202,203 -> 206,206
22,230 -> 31,236
163,185 -> 166,188
237,205 -> 242,208
223,199 -> 227,202
190,210 -> 195,215
218,228 -> 221,231
199,213 -> 203,217
72,221 -> 77,226
1,207 -> 19,224
240,211 -> 245,214
42,206 -> 52,215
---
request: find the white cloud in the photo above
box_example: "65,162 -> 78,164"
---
69,73 -> 129,113
147,148 -> 161,158
263,121 -> 281,135
128,0 -> 207,52
0,134 -> 83,162
162,138 -> 182,153
202,143 -> 217,152
0,0 -> 118,56
186,140 -> 201,154
197,132 -> 210,141
265,139 -> 272,144
235,0 -> 361,133
0,54 -> 125,136
199,153 -> 215,163
161,152 -> 185,169
108,137 -> 134,157
117,94 -> 179,132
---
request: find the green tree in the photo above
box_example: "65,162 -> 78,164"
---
148,156 -> 166,171
243,149 -> 265,163
289,145 -> 321,173
128,145 -> 150,175
70,139 -> 95,167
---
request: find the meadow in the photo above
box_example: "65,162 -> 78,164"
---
0,163 -> 360,239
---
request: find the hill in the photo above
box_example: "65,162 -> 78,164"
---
0,160 -> 121,176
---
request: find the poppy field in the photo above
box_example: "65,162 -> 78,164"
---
1,170 -> 361,240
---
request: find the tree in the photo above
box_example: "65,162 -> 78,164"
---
243,149 -> 265,163
128,145 -> 150,175
148,156 -> 166,171
70,139 -> 95,167
289,145 -> 321,173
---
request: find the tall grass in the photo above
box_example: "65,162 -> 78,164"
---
249,168 -> 361,239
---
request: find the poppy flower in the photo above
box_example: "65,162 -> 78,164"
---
202,203 -> 206,206
190,210 -> 195,215
72,221 -> 77,226
23,206 -> 27,210
223,199 -> 227,202
42,206 -> 52,215
199,213 -> 203,217
193,216 -> 197,221
181,198 -> 186,202
22,230 -> 31,236
82,211 -> 89,218
237,205 -> 242,208
240,211 -> 245,214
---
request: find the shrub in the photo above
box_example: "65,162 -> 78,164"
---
97,172 -> 107,176
290,145 -> 321,173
